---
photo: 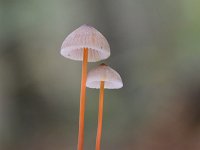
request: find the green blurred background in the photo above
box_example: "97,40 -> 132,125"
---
1,0 -> 200,150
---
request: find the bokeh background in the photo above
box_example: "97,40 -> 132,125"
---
1,0 -> 200,150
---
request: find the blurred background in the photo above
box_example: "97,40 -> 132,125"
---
0,0 -> 200,149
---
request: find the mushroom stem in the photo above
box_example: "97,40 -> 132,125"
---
78,48 -> 88,150
96,81 -> 105,150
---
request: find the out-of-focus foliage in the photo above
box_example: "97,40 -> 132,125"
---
0,0 -> 200,150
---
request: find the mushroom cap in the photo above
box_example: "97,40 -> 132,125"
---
60,25 -> 110,62
86,64 -> 123,89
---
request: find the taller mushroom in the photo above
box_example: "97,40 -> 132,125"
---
60,25 -> 110,150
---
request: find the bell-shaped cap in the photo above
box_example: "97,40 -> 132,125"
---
86,64 -> 123,89
60,25 -> 110,62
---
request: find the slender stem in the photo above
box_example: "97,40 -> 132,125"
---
96,81 -> 105,150
78,48 -> 88,150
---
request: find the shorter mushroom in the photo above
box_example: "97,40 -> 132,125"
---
86,63 -> 123,150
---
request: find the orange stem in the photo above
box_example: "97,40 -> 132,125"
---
78,48 -> 88,150
96,81 -> 105,150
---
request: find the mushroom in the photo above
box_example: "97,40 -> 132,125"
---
60,25 -> 110,150
86,63 -> 123,150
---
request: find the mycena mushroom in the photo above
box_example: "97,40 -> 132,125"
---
60,25 -> 110,150
86,63 -> 123,150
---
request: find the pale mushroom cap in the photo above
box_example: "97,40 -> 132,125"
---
60,25 -> 110,62
86,64 -> 123,89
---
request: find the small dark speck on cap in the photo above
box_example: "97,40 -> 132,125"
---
100,63 -> 107,66
82,24 -> 93,28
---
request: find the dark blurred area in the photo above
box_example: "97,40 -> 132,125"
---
0,0 -> 200,150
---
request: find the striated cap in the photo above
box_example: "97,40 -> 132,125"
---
60,25 -> 110,62
86,64 -> 123,89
